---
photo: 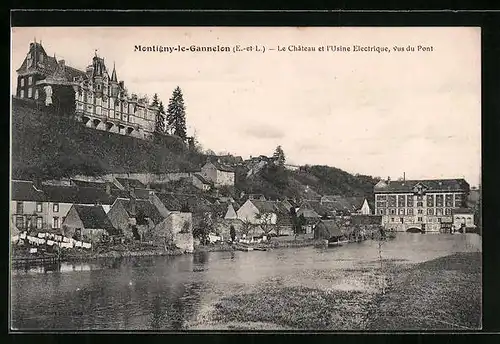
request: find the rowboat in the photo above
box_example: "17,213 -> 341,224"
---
328,239 -> 349,247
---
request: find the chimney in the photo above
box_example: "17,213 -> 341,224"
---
387,176 -> 391,184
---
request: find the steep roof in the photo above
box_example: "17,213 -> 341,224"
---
156,193 -> 184,211
297,208 -> 322,219
251,200 -> 279,213
115,178 -> 147,189
114,199 -> 164,224
41,185 -> 117,205
374,179 -> 470,193
11,180 -> 45,202
193,173 -> 212,185
316,220 -> 343,238
71,179 -> 119,189
73,205 -> 117,234
205,161 -> 235,173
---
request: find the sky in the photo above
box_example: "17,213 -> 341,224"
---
11,27 -> 481,186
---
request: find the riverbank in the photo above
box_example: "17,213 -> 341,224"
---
193,238 -> 323,253
11,244 -> 185,265
187,251 -> 482,330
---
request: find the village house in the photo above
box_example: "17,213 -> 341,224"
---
374,177 -> 470,232
154,212 -> 194,253
237,199 -> 278,225
107,197 -> 165,241
62,204 -> 118,242
192,173 -> 213,191
10,180 -> 127,233
313,220 -> 344,242
296,207 -> 322,234
200,160 -> 235,187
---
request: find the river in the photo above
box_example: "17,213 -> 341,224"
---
10,233 -> 481,330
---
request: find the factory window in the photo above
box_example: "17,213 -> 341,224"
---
28,76 -> 33,85
28,88 -> 33,98
53,217 -> 60,229
53,203 -> 59,212
16,202 -> 24,214
36,202 -> 43,212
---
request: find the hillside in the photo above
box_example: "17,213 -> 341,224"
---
11,98 -> 206,180
12,97 -> 379,200
234,163 -> 379,201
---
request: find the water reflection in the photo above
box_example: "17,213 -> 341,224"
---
10,233 -> 481,330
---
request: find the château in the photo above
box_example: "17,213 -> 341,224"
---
15,40 -> 160,140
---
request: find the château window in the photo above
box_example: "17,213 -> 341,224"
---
53,217 -> 60,229
34,89 -> 39,100
418,209 -> 423,214
36,202 -> 43,212
28,88 -> 32,98
20,78 -> 25,87
53,203 -> 59,212
28,76 -> 33,85
378,209 -> 385,215
398,208 -> 405,215
417,201 -> 423,207
407,208 -> 414,215
427,208 -> 434,215
389,209 -> 396,215
445,208 -> 452,215
16,216 -> 24,229
20,90 -> 25,98
436,208 -> 443,216
391,218 -> 394,222
417,217 -> 423,222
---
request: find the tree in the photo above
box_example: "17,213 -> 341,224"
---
155,101 -> 166,134
273,145 -> 286,166
230,225 -> 236,242
193,218 -> 210,245
240,219 -> 254,238
255,212 -> 276,236
166,86 -> 187,140
151,93 -> 160,107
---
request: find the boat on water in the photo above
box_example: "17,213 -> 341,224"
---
328,239 -> 349,247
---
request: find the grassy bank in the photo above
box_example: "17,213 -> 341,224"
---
193,238 -> 322,253
188,251 -> 481,330
366,251 -> 482,330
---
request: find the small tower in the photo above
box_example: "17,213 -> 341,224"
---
110,62 -> 120,98
91,50 -> 105,97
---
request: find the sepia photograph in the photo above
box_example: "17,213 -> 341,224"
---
9,26 -> 481,331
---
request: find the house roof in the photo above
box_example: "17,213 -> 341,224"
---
156,193 -> 184,211
71,179 -> 119,189
193,173 -> 212,185
316,220 -> 343,238
297,208 -> 322,218
114,199 -> 164,224
251,200 -> 279,213
72,205 -> 117,234
115,178 -> 147,189
11,180 -> 45,202
374,179 -> 470,193
205,161 -> 235,173
41,185 -> 117,205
